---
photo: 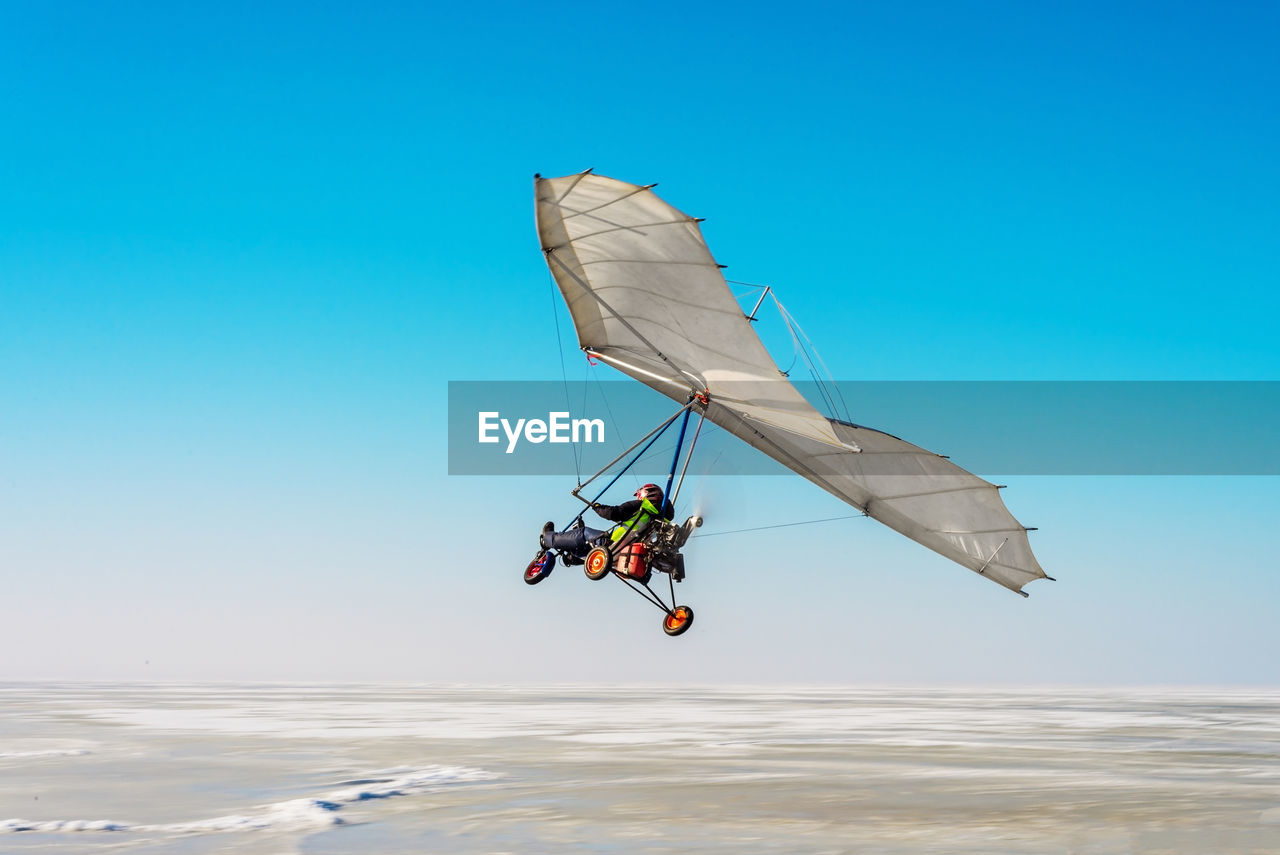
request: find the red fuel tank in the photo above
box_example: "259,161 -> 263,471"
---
614,542 -> 649,580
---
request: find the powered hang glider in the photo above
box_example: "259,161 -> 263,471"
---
525,170 -> 1051,633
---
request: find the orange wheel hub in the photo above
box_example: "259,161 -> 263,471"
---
665,608 -> 690,631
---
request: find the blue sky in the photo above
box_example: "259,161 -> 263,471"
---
2,1 -> 1276,683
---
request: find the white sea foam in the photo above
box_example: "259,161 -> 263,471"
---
0,764 -> 496,834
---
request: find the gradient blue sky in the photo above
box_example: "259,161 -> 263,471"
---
2,1 -> 1276,683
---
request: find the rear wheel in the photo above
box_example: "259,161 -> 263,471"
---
663,605 -> 694,636
524,551 -> 554,585
584,546 -> 611,580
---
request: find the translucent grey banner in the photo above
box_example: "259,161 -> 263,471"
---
448,381 -> 1280,476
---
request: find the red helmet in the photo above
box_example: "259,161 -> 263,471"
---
635,483 -> 664,504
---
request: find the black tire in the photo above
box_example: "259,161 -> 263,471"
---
584,546 -> 611,581
663,605 -> 694,636
524,551 -> 555,585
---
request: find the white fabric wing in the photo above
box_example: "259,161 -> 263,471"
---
535,171 -> 1048,595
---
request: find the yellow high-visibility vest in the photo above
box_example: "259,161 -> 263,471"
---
609,497 -> 664,543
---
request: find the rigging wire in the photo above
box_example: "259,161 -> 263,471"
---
771,294 -> 853,423
774,297 -> 838,417
727,280 -> 803,377
691,514 -> 864,538
548,273 -> 582,481
779,342 -> 800,378
799,320 -> 853,423
794,299 -> 852,423
588,360 -> 640,491
589,363 -> 625,443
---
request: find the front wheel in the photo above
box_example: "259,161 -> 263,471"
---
584,546 -> 611,581
524,550 -> 555,585
663,605 -> 694,636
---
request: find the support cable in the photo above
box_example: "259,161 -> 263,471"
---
548,273 -> 581,481
768,296 -> 849,424
775,298 -> 840,420
589,361 -> 625,443
772,294 -> 853,423
691,514 -> 863,538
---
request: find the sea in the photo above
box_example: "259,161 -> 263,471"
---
1,684 -> 1277,854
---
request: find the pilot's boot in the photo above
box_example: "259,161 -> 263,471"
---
539,521 -> 554,549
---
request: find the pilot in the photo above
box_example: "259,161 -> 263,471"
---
541,483 -> 675,558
